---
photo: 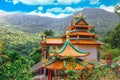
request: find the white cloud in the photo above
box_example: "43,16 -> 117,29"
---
0,10 -> 17,16
28,6 -> 83,18
28,11 -> 71,18
47,8 -> 63,13
10,0 -> 81,5
13,0 -> 19,4
65,7 -> 76,12
100,5 -> 114,12
0,10 -> 8,16
90,0 -> 99,4
47,7 -> 83,13
57,0 -> 81,4
12,0 -> 54,5
38,6 -> 43,11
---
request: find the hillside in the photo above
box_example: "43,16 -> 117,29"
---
0,8 -> 120,53
0,8 -> 119,37
0,26 -> 40,54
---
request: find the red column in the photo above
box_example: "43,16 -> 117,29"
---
41,45 -> 45,74
48,69 -> 52,80
64,72 -> 66,79
56,70 -> 58,80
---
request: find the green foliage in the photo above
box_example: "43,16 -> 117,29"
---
115,4 -> 120,16
58,66 -> 118,80
101,9 -> 120,59
101,44 -> 111,50
65,70 -> 80,80
0,50 -> 33,80
43,29 -> 55,37
30,46 -> 42,64
101,44 -> 120,59
112,56 -> 120,62
104,22 -> 120,49
0,27 -> 40,54
89,28 -> 96,33
7,50 -> 20,62
89,67 -> 117,80
102,22 -> 120,59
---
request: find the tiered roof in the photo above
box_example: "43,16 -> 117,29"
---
40,13 -> 103,45
42,59 -> 93,70
42,38 -> 102,45
42,35 -> 93,70
49,39 -> 90,58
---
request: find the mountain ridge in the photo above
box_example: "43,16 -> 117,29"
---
0,8 -> 119,36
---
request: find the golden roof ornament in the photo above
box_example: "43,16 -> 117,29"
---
66,31 -> 70,40
41,33 -> 46,37
40,32 -> 46,42
72,13 -> 86,19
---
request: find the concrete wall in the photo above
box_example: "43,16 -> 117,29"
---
76,45 -> 98,62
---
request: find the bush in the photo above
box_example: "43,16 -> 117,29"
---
30,46 -> 42,64
101,44 -> 120,59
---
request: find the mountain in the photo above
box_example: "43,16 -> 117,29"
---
0,8 -> 119,37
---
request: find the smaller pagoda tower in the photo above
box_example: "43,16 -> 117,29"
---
41,32 -> 94,80
65,13 -> 103,62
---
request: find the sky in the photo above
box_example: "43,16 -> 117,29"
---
0,0 -> 120,18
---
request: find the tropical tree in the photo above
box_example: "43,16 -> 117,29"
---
115,4 -> 120,16
43,29 -> 55,37
30,46 -> 42,64
0,50 -> 34,80
104,23 -> 120,49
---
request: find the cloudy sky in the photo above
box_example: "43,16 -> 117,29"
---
0,0 -> 120,18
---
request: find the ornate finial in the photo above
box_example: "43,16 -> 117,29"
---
41,33 -> 46,42
66,31 -> 70,40
78,12 -> 82,17
41,33 -> 45,37
72,12 -> 86,19
72,12 -> 82,19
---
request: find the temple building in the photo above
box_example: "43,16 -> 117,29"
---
40,13 -> 103,63
39,13 -> 104,80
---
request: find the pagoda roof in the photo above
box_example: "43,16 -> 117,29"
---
44,38 -> 64,45
65,31 -> 99,38
42,59 -> 94,70
49,40 -> 90,58
72,13 -> 88,25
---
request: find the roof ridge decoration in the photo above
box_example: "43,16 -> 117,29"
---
72,13 -> 87,25
49,31 -> 90,57
57,38 -> 89,55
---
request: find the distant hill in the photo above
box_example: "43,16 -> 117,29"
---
0,8 -> 119,37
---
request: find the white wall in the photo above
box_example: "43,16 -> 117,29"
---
76,45 -> 98,62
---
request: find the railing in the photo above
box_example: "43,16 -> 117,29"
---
46,36 -> 94,40
69,38 -> 94,40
